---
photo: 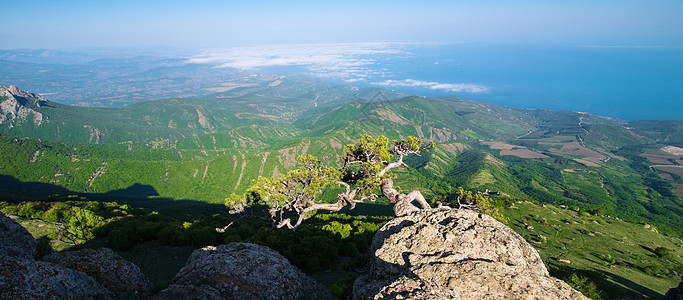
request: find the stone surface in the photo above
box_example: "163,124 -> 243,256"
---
662,275 -> 683,300
42,248 -> 152,298
0,213 -> 37,260
0,85 -> 46,125
152,284 -> 225,300
162,242 -> 332,300
353,208 -> 588,300
0,256 -> 112,299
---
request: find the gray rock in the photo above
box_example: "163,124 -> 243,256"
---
353,209 -> 588,299
0,256 -> 112,299
42,248 -> 152,298
0,213 -> 37,260
161,242 -> 332,300
152,284 -> 225,300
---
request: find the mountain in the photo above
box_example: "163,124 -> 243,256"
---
0,83 -> 682,237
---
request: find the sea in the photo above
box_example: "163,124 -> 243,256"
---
260,43 -> 683,121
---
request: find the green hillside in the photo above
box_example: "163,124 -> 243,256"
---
1,83 -> 682,236
501,201 -> 683,299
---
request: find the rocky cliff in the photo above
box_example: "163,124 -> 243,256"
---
0,214 -> 37,260
42,248 -> 153,298
0,85 -> 47,126
352,208 -> 588,299
1,214 -> 112,299
1,214 -> 148,299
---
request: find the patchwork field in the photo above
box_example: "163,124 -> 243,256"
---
653,165 -> 683,178
481,141 -> 548,158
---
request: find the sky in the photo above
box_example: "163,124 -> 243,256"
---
2,1 -> 682,49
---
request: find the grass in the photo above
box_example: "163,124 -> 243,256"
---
500,201 -> 683,299
15,218 -> 75,251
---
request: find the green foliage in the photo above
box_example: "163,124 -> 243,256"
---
341,134 -> 393,192
322,221 -> 353,239
643,265 -> 666,276
231,134 -> 432,229
564,273 -> 604,300
65,207 -> 105,243
0,197 -> 147,245
654,247 -> 673,260
109,229 -> 133,251
447,150 -> 486,186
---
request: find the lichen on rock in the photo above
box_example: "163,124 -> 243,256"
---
160,242 -> 333,300
152,284 -> 225,300
353,208 -> 588,299
42,248 -> 152,298
0,213 -> 37,260
0,256 -> 112,299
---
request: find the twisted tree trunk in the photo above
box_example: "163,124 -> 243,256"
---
380,178 -> 431,217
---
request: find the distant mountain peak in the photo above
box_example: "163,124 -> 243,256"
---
1,85 -> 48,105
0,85 -> 48,126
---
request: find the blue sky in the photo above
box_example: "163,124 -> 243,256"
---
2,0 -> 682,49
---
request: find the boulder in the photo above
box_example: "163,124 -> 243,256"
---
353,209 -> 588,299
0,213 -> 37,260
160,242 -> 332,299
662,275 -> 683,300
0,256 -> 112,299
42,248 -> 152,298
152,284 -> 225,300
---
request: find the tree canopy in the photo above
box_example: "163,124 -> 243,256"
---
226,134 -> 434,230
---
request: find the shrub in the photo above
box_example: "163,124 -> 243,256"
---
323,221 -> 352,239
191,227 -> 217,248
643,265 -> 664,276
565,273 -> 603,300
109,229 -> 133,250
654,247 -> 673,259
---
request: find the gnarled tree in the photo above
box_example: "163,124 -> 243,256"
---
226,135 -> 434,230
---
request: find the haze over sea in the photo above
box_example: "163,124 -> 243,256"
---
4,1 -> 682,121
195,42 -> 683,121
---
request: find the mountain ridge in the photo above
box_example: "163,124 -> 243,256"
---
0,84 -> 681,237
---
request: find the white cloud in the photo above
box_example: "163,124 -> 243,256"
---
188,42 -> 488,94
372,79 -> 489,93
188,42 -> 442,82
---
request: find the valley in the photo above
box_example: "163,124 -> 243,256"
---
1,79 -> 682,299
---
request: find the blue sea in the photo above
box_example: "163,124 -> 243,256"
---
313,44 -> 683,121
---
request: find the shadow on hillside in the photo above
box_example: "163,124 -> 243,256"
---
0,174 -> 396,217
0,174 -> 230,217
0,174 -> 401,296
593,268 -> 662,299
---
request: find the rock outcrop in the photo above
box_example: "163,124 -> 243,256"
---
158,242 -> 332,300
353,209 -> 588,299
0,213 -> 150,299
0,255 -> 112,299
0,85 -> 47,126
152,284 -> 224,300
42,248 -> 152,298
662,275 -> 683,300
0,214 -> 37,260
